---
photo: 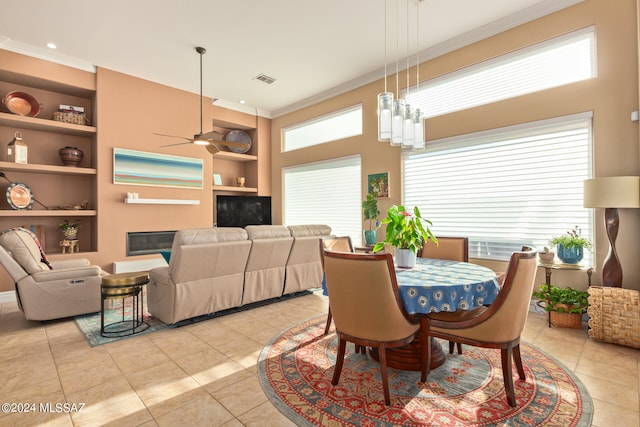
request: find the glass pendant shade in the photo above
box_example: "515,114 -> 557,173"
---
377,92 -> 393,141
402,104 -> 414,147
391,98 -> 405,146
413,108 -> 425,149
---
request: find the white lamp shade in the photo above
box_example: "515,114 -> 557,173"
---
583,176 -> 640,208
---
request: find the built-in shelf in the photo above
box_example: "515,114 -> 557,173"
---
0,210 -> 96,217
212,151 -> 257,162
0,161 -> 96,175
124,198 -> 200,205
212,185 -> 258,193
0,112 -> 96,136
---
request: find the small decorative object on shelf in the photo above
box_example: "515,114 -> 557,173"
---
58,146 -> 84,167
60,239 -> 79,253
236,176 -> 245,187
6,182 -> 34,210
52,104 -> 89,125
550,226 -> 592,264
59,219 -> 80,240
7,131 -> 27,164
538,246 -> 555,263
373,204 -> 437,268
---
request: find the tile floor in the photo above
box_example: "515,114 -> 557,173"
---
0,290 -> 638,426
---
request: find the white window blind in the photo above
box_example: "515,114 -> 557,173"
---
405,28 -> 595,119
283,104 -> 363,152
403,113 -> 593,262
283,155 -> 362,243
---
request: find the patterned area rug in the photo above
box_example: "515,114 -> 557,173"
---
258,317 -> 593,427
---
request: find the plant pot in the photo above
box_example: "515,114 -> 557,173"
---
62,228 -> 78,240
363,230 -> 377,245
538,252 -> 555,263
59,146 -> 84,167
550,310 -> 582,329
395,248 -> 416,268
556,244 -> 583,264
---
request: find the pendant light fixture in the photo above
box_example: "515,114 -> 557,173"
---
401,1 -> 414,148
390,0 -> 404,146
377,0 -> 393,141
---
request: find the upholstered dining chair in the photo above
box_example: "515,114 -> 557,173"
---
319,236 -> 354,335
420,248 -> 538,408
418,236 -> 469,355
323,250 -> 423,405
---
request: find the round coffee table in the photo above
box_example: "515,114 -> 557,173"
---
101,271 -> 150,337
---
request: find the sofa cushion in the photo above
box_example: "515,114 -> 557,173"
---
287,224 -> 332,238
0,228 -> 52,274
245,225 -> 291,240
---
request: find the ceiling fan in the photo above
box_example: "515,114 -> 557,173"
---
154,46 -> 246,154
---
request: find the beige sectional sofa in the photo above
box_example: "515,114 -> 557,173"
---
147,224 -> 331,324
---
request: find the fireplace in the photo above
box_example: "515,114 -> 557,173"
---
126,231 -> 176,256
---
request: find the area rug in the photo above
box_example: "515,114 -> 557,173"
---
258,317 -> 593,427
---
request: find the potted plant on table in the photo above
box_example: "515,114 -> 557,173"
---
362,193 -> 380,245
550,226 -> 592,264
532,284 -> 589,328
373,204 -> 437,268
59,219 -> 80,240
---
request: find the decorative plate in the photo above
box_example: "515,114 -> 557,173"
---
6,182 -> 34,210
225,130 -> 252,154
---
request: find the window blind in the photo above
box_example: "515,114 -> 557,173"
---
403,113 -> 593,262
283,155 -> 362,243
283,105 -> 363,152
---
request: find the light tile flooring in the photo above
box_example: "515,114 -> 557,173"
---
0,290 -> 638,427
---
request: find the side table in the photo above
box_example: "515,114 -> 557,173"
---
537,261 -> 593,327
101,271 -> 150,337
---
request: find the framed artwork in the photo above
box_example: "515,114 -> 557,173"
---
113,148 -> 203,189
213,173 -> 223,186
368,172 -> 389,198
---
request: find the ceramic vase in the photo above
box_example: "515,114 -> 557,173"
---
363,230 -> 376,245
395,248 -> 416,268
556,244 -> 583,264
59,146 -> 83,167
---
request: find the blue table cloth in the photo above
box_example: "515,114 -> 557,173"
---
396,258 -> 500,315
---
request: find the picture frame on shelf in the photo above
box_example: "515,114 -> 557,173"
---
213,173 -> 223,186
367,172 -> 389,198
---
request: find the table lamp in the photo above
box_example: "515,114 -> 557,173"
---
583,176 -> 640,287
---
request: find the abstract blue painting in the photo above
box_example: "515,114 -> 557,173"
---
113,148 -> 203,189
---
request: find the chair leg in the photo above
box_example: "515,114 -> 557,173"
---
378,344 -> 391,406
501,345 -> 517,408
513,343 -> 525,380
448,341 -> 463,354
331,337 -> 347,386
456,342 -> 463,354
420,317 -> 431,382
323,307 -> 332,335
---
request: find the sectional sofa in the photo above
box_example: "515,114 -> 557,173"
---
147,224 -> 331,324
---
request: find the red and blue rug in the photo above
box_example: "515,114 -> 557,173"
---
258,317 -> 593,426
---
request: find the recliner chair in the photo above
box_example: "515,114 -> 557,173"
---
0,227 -> 106,321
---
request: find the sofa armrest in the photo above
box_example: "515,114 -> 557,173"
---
30,266 -> 103,282
51,258 -> 91,269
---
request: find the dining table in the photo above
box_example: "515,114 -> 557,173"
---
372,257 -> 501,371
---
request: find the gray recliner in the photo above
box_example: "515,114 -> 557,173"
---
0,227 -> 106,321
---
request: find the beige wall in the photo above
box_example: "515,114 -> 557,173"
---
271,0 -> 640,290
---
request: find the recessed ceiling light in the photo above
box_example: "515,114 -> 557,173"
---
46,42 -> 57,49
240,100 -> 246,104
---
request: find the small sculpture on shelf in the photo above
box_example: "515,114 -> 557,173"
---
59,219 -> 80,253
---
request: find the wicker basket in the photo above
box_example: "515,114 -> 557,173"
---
52,111 -> 89,126
588,286 -> 640,349
550,310 -> 582,329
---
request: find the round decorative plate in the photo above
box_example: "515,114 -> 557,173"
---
6,182 -> 34,210
225,130 -> 252,154
3,91 -> 41,117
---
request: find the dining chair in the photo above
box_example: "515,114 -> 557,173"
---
319,236 -> 354,335
418,236 -> 469,354
323,250 -> 423,406
420,247 -> 538,407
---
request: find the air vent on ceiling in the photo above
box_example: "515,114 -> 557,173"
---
253,73 -> 277,84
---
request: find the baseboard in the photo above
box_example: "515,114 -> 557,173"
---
0,290 -> 17,304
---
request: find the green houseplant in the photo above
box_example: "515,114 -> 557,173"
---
362,193 -> 380,245
533,283 -> 589,328
550,226 -> 592,264
59,219 -> 80,240
373,204 -> 437,267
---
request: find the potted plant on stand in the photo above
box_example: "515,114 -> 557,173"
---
373,204 -> 437,268
533,284 -> 589,328
362,193 -> 380,246
59,219 -> 80,240
550,226 -> 592,264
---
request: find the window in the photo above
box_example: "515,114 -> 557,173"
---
405,28 -> 595,118
283,105 -> 363,152
403,113 -> 593,262
283,155 -> 362,243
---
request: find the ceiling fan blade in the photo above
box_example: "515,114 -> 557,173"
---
214,140 -> 247,148
206,144 -> 221,155
154,132 -> 192,141
199,131 -> 223,141
161,141 -> 194,147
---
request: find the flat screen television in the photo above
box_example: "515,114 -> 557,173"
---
216,195 -> 272,228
